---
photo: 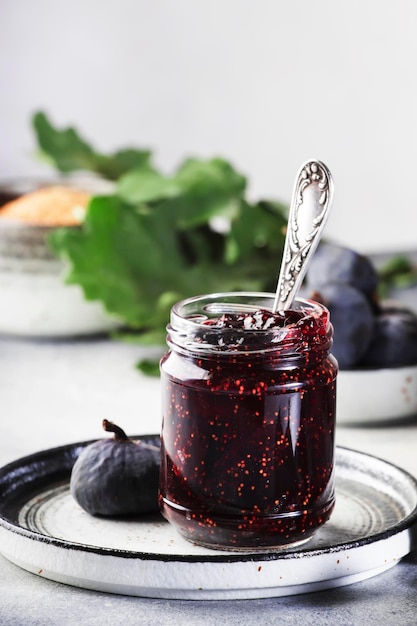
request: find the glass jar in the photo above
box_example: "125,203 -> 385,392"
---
159,292 -> 338,550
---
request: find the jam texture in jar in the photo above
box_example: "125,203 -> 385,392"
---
159,292 -> 338,550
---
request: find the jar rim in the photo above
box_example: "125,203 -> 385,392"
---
168,291 -> 332,356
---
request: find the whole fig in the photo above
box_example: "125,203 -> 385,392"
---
70,420 -> 160,516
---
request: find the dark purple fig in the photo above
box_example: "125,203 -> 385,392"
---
311,283 -> 375,368
360,306 -> 417,368
70,420 -> 160,516
306,242 -> 379,303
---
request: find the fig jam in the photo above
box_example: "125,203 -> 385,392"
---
159,293 -> 338,550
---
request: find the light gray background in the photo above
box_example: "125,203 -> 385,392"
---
1,0 -> 416,253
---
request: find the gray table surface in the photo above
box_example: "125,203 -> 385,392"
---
2,335 -> 417,626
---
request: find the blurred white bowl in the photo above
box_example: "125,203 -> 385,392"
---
337,364 -> 417,425
0,178 -> 121,337
0,269 -> 121,337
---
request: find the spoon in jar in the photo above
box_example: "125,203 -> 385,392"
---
202,159 -> 334,317
272,159 -> 334,312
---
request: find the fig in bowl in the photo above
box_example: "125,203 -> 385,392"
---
305,243 -> 417,424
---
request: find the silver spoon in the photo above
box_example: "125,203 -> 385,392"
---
272,159 -> 334,312
202,160 -> 334,318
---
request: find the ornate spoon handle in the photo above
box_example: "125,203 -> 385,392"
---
272,160 -> 334,312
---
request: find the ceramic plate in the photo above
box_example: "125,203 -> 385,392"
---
0,438 -> 417,600
337,364 -> 417,425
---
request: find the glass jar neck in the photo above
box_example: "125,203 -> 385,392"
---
167,292 -> 333,362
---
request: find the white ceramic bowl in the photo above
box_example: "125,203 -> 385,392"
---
336,276 -> 417,425
337,364 -> 417,425
0,178 -> 121,337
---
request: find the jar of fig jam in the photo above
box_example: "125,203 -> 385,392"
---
159,292 -> 338,550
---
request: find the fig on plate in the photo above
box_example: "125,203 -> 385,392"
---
70,420 -> 160,516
